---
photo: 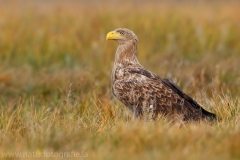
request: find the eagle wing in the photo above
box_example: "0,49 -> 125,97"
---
161,78 -> 217,120
112,67 -> 216,121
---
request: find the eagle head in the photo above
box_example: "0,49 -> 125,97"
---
106,28 -> 138,44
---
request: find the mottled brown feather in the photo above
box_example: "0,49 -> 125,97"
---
109,28 -> 217,121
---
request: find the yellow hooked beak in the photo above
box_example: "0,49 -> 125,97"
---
106,31 -> 122,40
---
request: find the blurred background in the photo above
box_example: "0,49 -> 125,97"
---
0,1 -> 240,159
0,0 -> 240,106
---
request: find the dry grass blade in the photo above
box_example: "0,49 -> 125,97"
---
0,0 -> 240,160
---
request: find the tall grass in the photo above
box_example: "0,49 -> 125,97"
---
0,1 -> 240,159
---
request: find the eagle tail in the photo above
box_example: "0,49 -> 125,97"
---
201,108 -> 218,121
184,95 -> 218,121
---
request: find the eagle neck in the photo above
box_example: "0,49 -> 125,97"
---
114,41 -> 140,66
111,40 -> 141,84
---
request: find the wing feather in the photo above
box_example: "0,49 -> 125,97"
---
113,67 -> 217,120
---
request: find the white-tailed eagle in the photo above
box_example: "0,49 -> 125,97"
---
106,28 -> 217,121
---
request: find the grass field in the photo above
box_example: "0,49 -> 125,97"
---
0,0 -> 240,159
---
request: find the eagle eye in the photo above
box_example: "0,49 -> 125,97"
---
118,31 -> 124,35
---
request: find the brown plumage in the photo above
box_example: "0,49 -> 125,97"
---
106,28 -> 217,121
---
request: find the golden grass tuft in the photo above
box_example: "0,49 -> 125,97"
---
0,0 -> 240,159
